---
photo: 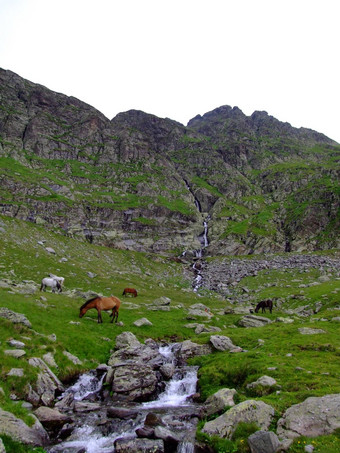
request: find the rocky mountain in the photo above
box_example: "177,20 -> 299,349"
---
0,68 -> 339,256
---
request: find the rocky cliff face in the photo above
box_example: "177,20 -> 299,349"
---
0,68 -> 339,256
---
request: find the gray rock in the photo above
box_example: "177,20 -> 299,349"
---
247,375 -> 277,389
42,352 -> 58,368
248,430 -> 281,453
7,339 -> 25,348
298,327 -> 326,335
202,399 -> 275,439
0,408 -> 49,446
111,364 -> 158,401
28,357 -> 64,406
152,296 -> 171,306
0,438 -> 5,453
178,340 -> 213,362
0,307 -> 32,327
45,247 -> 56,254
4,349 -> 26,358
238,315 -> 272,328
187,303 -> 213,319
277,393 -> 340,440
62,351 -> 82,364
115,437 -> 164,453
134,317 -> 153,327
7,368 -> 24,377
209,335 -> 242,352
201,388 -> 237,417
33,406 -> 72,429
115,331 -> 141,349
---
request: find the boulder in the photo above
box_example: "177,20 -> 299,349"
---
202,399 -> 275,439
248,430 -> 281,453
201,388 -> 237,417
177,340 -> 213,363
209,335 -> 242,352
277,394 -> 340,440
115,331 -> 141,349
238,315 -> 272,328
187,303 -> 213,319
0,408 -> 49,446
247,375 -> 277,390
33,406 -> 72,430
111,364 -> 158,401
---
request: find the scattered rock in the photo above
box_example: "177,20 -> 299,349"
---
0,307 -> 32,328
247,375 -> 277,390
209,335 -> 242,352
7,368 -> 24,377
238,315 -> 272,328
62,351 -> 82,365
248,430 -> 281,453
133,318 -> 153,327
298,328 -> 326,335
4,349 -> 26,358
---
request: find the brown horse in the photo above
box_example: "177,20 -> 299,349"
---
255,299 -> 273,314
122,287 -> 137,297
79,295 -> 121,323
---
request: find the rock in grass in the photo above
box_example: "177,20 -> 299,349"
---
0,307 -> 32,328
277,394 -> 340,440
0,408 -> 49,446
248,430 -> 281,453
202,399 -> 275,439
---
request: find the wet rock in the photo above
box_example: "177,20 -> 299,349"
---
107,407 -> 138,419
202,399 -> 275,439
34,406 -> 72,430
111,364 -> 158,401
277,394 -> 340,440
115,437 -> 164,452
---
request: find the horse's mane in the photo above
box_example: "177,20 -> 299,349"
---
80,296 -> 100,310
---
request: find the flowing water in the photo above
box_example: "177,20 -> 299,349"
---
48,345 -> 199,452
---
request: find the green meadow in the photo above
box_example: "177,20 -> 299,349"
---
0,215 -> 339,452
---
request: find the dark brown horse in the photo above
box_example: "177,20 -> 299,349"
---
255,299 -> 273,314
122,287 -> 138,297
79,295 -> 121,323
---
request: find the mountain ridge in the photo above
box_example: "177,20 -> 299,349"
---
0,67 -> 339,256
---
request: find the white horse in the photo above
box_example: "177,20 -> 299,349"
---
40,277 -> 62,293
49,274 -> 65,286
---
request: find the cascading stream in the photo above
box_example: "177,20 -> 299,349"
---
47,344 -> 199,453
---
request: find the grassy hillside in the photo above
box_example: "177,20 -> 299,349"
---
0,215 -> 339,452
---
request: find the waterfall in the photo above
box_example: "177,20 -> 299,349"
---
48,344 -> 199,453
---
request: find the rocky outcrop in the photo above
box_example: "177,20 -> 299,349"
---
1,68 -> 339,256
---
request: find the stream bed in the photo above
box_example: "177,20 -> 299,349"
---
47,344 -> 200,453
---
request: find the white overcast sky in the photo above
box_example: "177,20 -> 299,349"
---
1,0 -> 339,142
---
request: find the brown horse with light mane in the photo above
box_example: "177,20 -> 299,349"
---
79,295 -> 121,323
122,287 -> 138,297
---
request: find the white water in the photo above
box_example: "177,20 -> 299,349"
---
49,345 -> 198,452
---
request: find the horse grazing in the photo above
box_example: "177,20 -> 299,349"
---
40,277 -> 62,293
122,287 -> 137,297
255,299 -> 273,314
79,295 -> 121,323
49,274 -> 65,286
